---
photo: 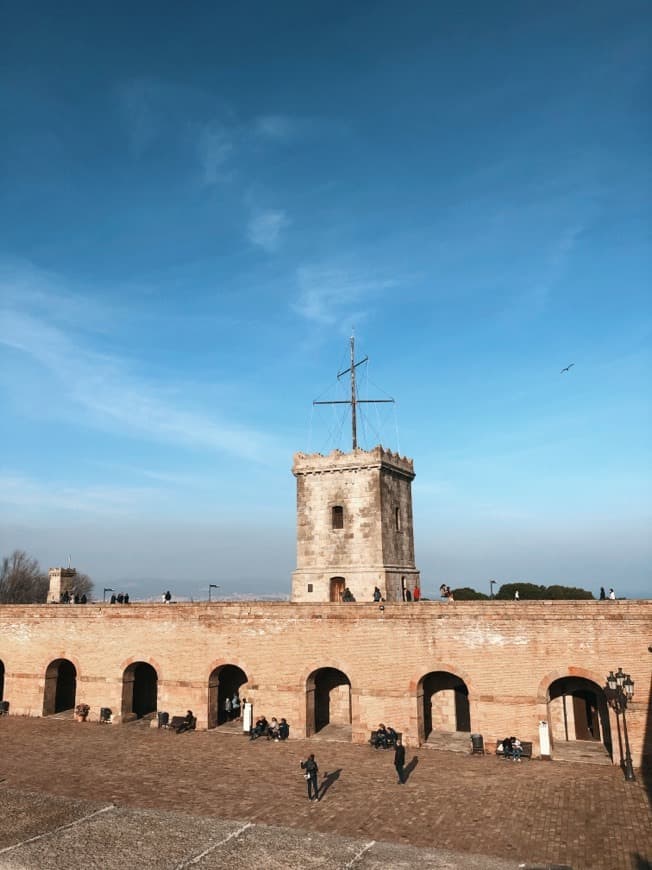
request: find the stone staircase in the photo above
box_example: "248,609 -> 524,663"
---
552,739 -> 612,766
423,730 -> 473,754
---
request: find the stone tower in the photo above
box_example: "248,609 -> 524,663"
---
291,446 -> 420,603
47,567 -> 77,604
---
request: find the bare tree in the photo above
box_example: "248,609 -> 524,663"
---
72,572 -> 94,600
0,550 -> 48,604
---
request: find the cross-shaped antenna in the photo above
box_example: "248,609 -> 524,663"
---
313,335 -> 394,450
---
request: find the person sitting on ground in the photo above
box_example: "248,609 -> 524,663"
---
80,593 -> 87,604
176,710 -> 195,734
342,587 -> 356,602
278,718 -> 290,740
250,716 -> 268,740
267,717 -> 280,740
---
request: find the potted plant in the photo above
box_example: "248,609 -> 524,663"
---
75,703 -> 90,722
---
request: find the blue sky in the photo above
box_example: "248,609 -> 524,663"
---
1,1 -> 650,599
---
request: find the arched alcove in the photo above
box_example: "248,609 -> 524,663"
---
122,662 -> 158,719
43,659 -> 77,715
208,664 -> 248,728
547,675 -> 612,758
306,667 -> 351,737
418,670 -> 471,739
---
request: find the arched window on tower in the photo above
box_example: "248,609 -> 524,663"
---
332,505 -> 344,529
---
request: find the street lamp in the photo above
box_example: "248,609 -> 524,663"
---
489,579 -> 497,599
208,584 -> 220,602
103,587 -> 114,603
605,667 -> 636,781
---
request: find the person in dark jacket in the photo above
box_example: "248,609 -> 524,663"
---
394,737 -> 406,784
300,753 -> 319,801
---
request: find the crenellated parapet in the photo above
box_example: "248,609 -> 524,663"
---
293,445 -> 415,479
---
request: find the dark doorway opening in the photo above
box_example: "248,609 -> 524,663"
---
0,660 -> 4,701
122,662 -> 158,719
43,659 -> 77,715
306,667 -> 351,736
208,664 -> 248,728
419,671 -> 470,739
548,676 -> 612,758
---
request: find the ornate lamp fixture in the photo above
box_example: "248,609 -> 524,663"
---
604,667 -> 636,781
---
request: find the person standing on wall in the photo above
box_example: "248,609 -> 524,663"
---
599,587 -> 606,600
394,736 -> 406,784
609,588 -> 616,600
300,754 -> 319,801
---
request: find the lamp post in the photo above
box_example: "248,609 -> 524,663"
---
103,587 -> 114,603
605,667 -> 636,782
208,584 -> 220,602
489,579 -> 497,600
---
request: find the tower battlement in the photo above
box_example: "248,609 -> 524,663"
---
293,446 -> 415,478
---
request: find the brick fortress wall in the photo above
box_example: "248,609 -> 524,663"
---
0,600 -> 650,767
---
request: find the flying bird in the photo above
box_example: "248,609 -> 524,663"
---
560,363 -> 575,374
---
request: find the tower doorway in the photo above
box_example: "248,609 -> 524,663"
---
306,667 -> 351,737
122,662 -> 158,719
418,671 -> 471,739
208,664 -> 248,728
0,660 -> 4,702
329,577 -> 345,602
43,659 -> 77,715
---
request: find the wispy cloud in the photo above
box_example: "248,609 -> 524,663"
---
0,472 -> 161,516
254,113 -> 347,143
198,121 -> 233,184
292,265 -> 396,325
247,209 -> 290,252
0,267 -> 281,464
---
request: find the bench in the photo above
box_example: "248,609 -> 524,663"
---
369,729 -> 401,749
169,715 -> 196,733
496,740 -> 532,760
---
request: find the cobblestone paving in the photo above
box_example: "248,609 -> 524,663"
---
0,718 -> 650,870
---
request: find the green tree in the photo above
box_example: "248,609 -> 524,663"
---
496,582 -> 546,600
451,586 -> 489,600
545,584 -> 594,600
0,550 -> 48,603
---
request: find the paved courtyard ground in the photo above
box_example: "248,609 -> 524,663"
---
0,717 -> 650,870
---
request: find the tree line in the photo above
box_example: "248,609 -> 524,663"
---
0,551 -> 93,604
451,582 -> 594,600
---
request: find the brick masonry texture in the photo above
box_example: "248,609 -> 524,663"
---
0,600 -> 650,768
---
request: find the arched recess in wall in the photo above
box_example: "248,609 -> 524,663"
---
306,667 -> 351,738
546,675 -> 612,759
207,664 -> 248,729
122,662 -> 158,720
43,659 -> 77,716
418,671 -> 471,740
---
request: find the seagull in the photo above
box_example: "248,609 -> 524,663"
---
560,363 -> 575,374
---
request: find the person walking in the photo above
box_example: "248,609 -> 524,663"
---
300,754 -> 319,801
394,737 -> 406,784
224,696 -> 232,721
231,692 -> 240,720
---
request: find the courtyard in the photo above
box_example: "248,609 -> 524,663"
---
0,717 -> 650,869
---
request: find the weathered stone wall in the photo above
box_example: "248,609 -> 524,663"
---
292,447 -> 420,602
0,600 -> 650,767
